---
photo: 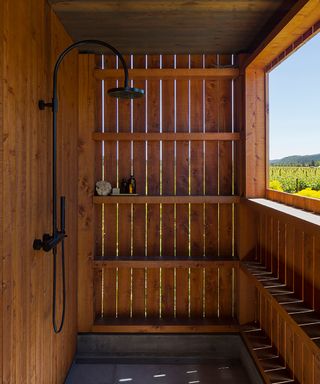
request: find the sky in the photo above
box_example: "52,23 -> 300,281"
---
269,32 -> 320,160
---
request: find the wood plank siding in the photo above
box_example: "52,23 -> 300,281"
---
0,0 -> 79,382
77,53 -> 240,331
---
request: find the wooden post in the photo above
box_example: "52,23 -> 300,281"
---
78,55 -> 97,331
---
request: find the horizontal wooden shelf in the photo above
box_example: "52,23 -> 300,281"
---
92,317 -> 239,333
93,256 -> 239,269
95,67 -> 239,81
92,132 -> 240,141
93,195 -> 240,204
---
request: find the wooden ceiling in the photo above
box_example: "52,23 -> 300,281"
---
49,0 -> 297,54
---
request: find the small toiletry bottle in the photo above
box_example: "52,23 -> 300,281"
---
120,178 -> 128,194
128,175 -> 136,194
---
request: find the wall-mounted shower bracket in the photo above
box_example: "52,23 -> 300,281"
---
38,99 -> 53,110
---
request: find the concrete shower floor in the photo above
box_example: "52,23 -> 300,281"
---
66,359 -> 252,384
65,334 -> 263,384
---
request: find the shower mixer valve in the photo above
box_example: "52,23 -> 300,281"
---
33,195 -> 67,252
33,231 -> 67,252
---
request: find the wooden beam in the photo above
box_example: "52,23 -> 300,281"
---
93,195 -> 240,204
51,1 -> 292,13
92,132 -> 241,141
92,318 -> 239,333
93,258 -> 239,269
78,55 -> 97,332
244,67 -> 266,197
245,0 -> 320,68
95,68 -> 239,80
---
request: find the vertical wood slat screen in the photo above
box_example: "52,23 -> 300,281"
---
256,212 -> 320,313
93,54 -> 238,327
242,203 -> 320,383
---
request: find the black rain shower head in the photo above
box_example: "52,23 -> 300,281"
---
108,86 -> 144,99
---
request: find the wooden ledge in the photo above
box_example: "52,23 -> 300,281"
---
246,198 -> 320,229
266,189 -> 320,214
93,257 -> 239,268
92,317 -> 239,333
95,67 -> 239,80
94,195 -> 240,204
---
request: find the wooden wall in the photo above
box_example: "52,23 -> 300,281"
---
241,200 -> 320,383
0,0 -> 78,382
78,54 -> 241,332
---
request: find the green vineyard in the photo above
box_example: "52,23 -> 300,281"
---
269,166 -> 320,198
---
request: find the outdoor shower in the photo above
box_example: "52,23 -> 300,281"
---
33,40 -> 144,333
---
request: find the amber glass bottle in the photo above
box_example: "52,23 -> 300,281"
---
128,175 -> 136,194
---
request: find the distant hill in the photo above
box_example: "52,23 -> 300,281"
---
270,153 -> 320,166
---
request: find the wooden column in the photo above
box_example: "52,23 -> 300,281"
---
244,66 -> 266,198
77,55 -> 98,332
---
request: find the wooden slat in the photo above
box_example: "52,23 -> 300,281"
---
190,268 -> 203,318
205,54 -> 219,258
93,131 -> 240,141
304,233 -> 314,310
145,56 -> 161,321
95,67 -> 239,80
219,267 -> 233,318
93,259 -> 239,268
161,55 -> 176,320
117,267 -> 131,318
218,55 -> 233,258
93,268 -> 103,319
92,318 -> 239,333
175,55 -> 190,259
190,55 -> 204,257
94,195 -> 240,204
161,268 -> 174,319
205,267 -> 218,319
103,268 -> 117,318
103,55 -> 118,258
285,224 -> 295,292
146,268 -> 160,318
176,268 -> 189,318
117,55 -> 132,259
132,268 -> 145,318
132,55 -> 146,258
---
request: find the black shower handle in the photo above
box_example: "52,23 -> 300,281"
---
33,197 -> 66,252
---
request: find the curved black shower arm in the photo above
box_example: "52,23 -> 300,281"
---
53,40 -> 129,112
50,40 -> 129,237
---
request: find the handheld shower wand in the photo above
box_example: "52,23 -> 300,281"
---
33,40 -> 144,333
